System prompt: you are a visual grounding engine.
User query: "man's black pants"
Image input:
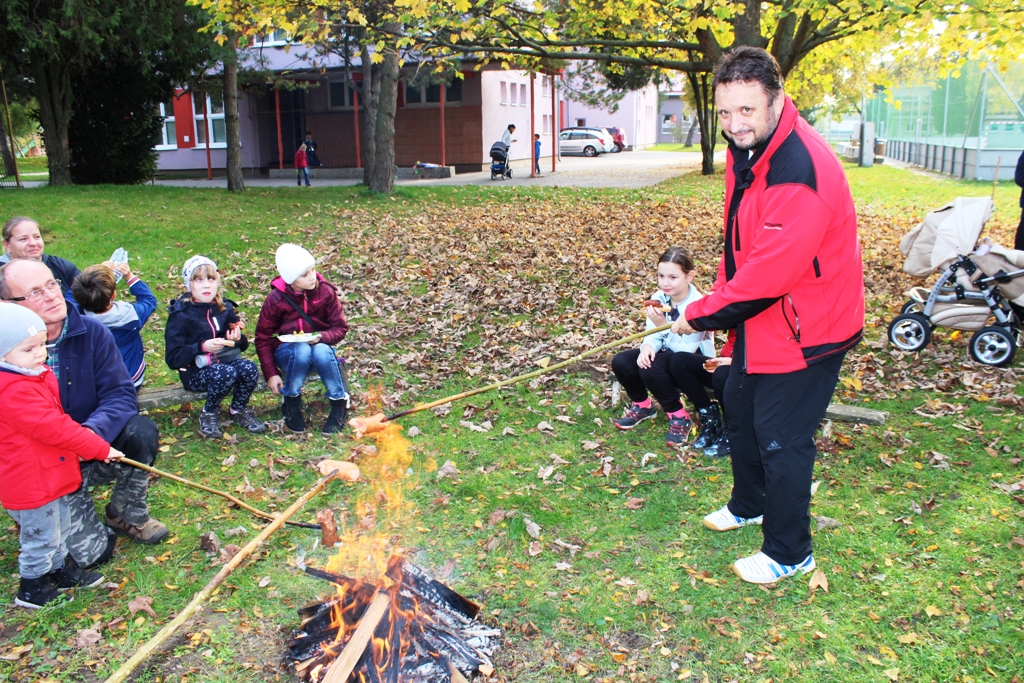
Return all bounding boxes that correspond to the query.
[724,352,845,565]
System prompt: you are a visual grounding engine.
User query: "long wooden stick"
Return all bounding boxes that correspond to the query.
[118,459,320,529]
[322,591,391,683]
[385,322,673,420]
[103,470,340,683]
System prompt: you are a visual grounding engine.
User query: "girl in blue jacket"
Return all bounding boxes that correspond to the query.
[164,256,266,439]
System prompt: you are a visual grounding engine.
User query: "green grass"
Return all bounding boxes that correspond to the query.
[0,167,1022,682]
[9,155,49,177]
[646,143,702,152]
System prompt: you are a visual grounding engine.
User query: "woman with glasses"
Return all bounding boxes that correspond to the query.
[2,217,81,299]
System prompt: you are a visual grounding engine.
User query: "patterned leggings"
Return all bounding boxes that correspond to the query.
[184,359,260,414]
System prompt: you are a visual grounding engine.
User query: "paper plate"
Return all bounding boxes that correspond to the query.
[278,333,319,343]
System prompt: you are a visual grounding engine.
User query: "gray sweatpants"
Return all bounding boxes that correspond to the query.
[7,497,70,579]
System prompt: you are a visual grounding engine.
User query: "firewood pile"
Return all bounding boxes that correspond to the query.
[288,556,500,682]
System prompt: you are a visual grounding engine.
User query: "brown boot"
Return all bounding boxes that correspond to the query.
[105,505,169,545]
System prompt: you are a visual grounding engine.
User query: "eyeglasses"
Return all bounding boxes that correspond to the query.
[4,279,62,303]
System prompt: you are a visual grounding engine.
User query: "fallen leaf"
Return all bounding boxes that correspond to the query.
[76,629,102,648]
[808,569,829,594]
[487,509,507,526]
[550,453,570,465]
[219,544,241,563]
[537,465,554,480]
[502,426,515,436]
[221,454,236,467]
[537,421,554,432]
[258,576,272,588]
[581,440,601,450]
[128,596,157,619]
[633,589,650,605]
[925,605,942,617]
[884,668,900,681]
[524,518,541,539]
[528,541,543,556]
[554,562,572,571]
[814,516,840,530]
[406,426,421,437]
[824,651,838,665]
[436,460,460,480]
[624,497,645,510]
[897,632,918,644]
[199,531,221,555]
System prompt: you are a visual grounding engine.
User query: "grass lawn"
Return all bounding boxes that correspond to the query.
[8,155,49,178]
[646,143,702,152]
[0,164,1022,683]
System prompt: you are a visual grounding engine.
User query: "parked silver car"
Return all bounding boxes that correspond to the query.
[558,129,611,156]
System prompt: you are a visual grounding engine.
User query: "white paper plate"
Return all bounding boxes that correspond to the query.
[278,333,319,343]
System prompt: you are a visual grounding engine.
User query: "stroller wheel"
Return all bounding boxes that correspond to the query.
[969,326,1016,367]
[888,313,931,352]
[491,171,497,180]
[901,300,924,315]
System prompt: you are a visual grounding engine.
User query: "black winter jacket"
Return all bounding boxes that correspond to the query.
[164,295,249,387]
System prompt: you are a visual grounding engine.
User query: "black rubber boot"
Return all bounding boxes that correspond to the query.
[690,404,723,451]
[703,429,732,458]
[48,555,104,590]
[322,398,349,434]
[281,395,306,433]
[15,575,62,609]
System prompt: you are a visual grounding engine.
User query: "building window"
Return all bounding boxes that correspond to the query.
[157,100,176,149]
[500,81,508,105]
[662,114,675,134]
[541,76,550,95]
[329,81,361,109]
[252,29,291,46]
[193,91,226,148]
[510,83,517,106]
[543,114,551,134]
[404,80,463,107]
[576,118,586,127]
[520,84,527,106]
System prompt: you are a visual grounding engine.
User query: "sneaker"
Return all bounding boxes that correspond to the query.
[15,575,63,609]
[731,551,816,584]
[48,555,104,590]
[105,504,170,545]
[198,410,223,439]
[665,416,692,448]
[702,504,763,532]
[230,408,267,434]
[613,404,658,430]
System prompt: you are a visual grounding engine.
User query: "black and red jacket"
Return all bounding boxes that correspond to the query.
[685,96,864,374]
[164,294,249,386]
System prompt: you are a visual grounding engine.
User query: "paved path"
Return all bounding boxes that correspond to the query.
[13,149,723,190]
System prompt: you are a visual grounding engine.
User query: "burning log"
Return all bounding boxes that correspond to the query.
[289,558,499,683]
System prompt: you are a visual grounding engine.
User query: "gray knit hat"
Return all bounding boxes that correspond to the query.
[0,302,46,359]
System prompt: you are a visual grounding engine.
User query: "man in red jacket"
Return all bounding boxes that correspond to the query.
[672,47,864,584]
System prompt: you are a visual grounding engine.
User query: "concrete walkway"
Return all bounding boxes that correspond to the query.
[13,149,722,190]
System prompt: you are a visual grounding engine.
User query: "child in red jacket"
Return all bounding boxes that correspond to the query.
[295,143,311,187]
[0,303,124,609]
[255,244,349,434]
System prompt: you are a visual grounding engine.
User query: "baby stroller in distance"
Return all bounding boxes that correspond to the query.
[888,196,1024,366]
[489,141,512,180]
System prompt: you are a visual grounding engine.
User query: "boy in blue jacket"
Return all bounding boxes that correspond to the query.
[72,263,157,388]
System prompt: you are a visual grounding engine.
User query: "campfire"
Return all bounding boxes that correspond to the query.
[289,555,499,682]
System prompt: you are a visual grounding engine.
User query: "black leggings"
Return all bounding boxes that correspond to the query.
[184,359,260,413]
[612,348,684,413]
[668,351,730,410]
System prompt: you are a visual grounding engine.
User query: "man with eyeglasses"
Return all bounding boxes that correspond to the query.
[0,259,168,569]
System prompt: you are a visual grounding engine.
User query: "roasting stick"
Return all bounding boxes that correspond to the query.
[103,470,342,683]
[350,322,675,435]
[117,459,358,530]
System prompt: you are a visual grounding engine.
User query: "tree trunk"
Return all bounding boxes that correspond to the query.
[366,28,400,194]
[360,44,380,187]
[223,38,245,192]
[687,70,717,175]
[684,113,697,147]
[32,56,72,186]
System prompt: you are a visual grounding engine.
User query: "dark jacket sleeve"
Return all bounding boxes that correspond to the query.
[255,293,283,379]
[79,321,137,442]
[127,278,158,327]
[224,304,249,352]
[1016,151,1024,208]
[317,284,348,346]
[165,307,203,370]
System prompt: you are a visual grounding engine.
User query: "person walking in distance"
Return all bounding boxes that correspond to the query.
[671,47,864,584]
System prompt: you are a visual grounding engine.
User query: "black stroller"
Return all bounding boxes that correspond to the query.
[489,141,512,180]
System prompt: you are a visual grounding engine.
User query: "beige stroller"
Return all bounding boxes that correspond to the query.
[888,196,1024,366]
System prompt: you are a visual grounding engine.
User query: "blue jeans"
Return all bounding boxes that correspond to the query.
[274,342,347,400]
[297,167,310,186]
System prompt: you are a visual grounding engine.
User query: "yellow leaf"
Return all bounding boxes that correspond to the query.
[925,605,942,617]
[163,583,178,591]
[660,646,672,656]
[884,668,899,681]
[824,651,838,664]
[897,633,918,644]
[677,670,691,680]
[536,357,550,368]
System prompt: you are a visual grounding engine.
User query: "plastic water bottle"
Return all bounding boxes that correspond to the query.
[109,248,129,283]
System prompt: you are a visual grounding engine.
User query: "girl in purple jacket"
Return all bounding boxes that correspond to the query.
[254,244,349,434]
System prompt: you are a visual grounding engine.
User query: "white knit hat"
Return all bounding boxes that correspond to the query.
[0,302,46,360]
[275,244,316,285]
[181,255,217,287]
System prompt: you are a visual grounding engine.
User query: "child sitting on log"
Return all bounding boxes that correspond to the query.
[255,244,350,434]
[164,255,266,439]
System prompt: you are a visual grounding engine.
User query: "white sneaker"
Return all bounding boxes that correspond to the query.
[731,552,816,584]
[702,505,763,531]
